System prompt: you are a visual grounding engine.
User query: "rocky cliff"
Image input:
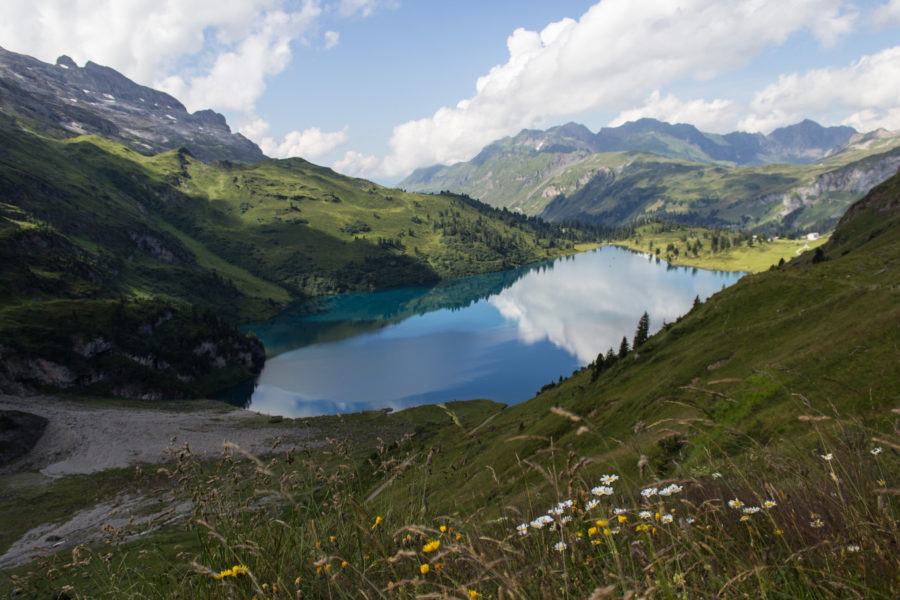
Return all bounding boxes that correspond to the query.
[0,46,264,163]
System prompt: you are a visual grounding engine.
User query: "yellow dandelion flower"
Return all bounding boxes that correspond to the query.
[588,526,599,537]
[469,590,481,599]
[603,528,612,536]
[423,540,441,553]
[372,516,383,529]
[341,561,348,569]
[329,536,336,543]
[591,539,602,546]
[617,515,628,524]
[455,533,462,541]
[325,563,332,571]
[439,525,447,533]
[316,567,323,575]
[595,519,608,527]
[774,529,784,535]
[434,562,443,570]
[420,563,430,575]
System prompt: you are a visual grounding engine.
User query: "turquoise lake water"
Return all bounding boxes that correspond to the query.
[224,246,743,417]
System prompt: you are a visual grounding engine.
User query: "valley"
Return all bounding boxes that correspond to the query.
[1,42,899,600]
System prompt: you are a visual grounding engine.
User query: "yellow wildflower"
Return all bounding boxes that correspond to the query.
[617,515,628,524]
[423,540,441,553]
[595,519,608,527]
[469,591,481,599]
[456,533,462,541]
[372,516,383,529]
[341,561,348,569]
[588,527,599,537]
[325,563,332,571]
[420,563,430,575]
[439,525,447,533]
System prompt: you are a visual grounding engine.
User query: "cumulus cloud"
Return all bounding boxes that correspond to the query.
[334,150,380,177]
[873,0,900,27]
[0,0,321,114]
[323,30,341,50]
[609,91,741,133]
[740,46,900,133]
[241,120,349,159]
[380,0,855,177]
[337,0,398,18]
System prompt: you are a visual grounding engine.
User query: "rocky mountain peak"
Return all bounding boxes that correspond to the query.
[0,46,264,163]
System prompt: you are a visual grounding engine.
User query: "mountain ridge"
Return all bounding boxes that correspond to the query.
[0,46,264,163]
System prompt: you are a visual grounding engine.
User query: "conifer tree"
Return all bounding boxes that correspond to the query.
[618,336,630,358]
[633,311,650,349]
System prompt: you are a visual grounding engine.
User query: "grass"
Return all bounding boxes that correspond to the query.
[611,222,831,273]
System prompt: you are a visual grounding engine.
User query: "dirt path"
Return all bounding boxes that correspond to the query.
[0,395,324,568]
[0,395,321,477]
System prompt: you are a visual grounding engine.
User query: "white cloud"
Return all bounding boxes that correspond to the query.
[323,30,340,50]
[873,0,900,27]
[334,150,380,177]
[243,120,350,159]
[380,0,855,177]
[609,91,741,133]
[0,0,321,114]
[337,0,398,18]
[740,46,900,133]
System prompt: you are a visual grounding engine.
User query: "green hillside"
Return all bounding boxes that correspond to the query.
[403,130,900,235]
[9,163,898,600]
[0,126,596,397]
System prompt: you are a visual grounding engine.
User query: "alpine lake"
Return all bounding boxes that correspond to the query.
[222,245,744,417]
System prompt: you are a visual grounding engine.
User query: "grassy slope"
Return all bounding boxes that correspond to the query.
[611,222,831,273]
[3,177,899,599]
[375,171,900,518]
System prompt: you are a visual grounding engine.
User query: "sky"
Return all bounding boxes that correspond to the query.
[2,0,900,184]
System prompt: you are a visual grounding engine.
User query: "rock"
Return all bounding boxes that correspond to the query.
[0,410,48,464]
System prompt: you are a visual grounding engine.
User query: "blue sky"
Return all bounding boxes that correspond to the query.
[3,1,900,184]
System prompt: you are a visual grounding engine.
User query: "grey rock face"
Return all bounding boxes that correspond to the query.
[0,46,265,163]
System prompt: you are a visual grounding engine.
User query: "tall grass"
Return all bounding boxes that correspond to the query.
[6,405,899,599]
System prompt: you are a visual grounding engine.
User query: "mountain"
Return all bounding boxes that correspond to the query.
[0,55,595,398]
[401,119,900,233]
[0,46,264,163]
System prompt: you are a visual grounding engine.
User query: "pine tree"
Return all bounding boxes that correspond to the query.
[618,336,630,358]
[633,311,650,349]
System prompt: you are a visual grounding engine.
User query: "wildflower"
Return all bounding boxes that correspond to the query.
[603,528,612,536]
[588,526,599,537]
[878,479,886,486]
[740,515,750,522]
[613,508,627,515]
[742,506,760,514]
[617,515,628,524]
[516,523,529,536]
[372,516,383,529]
[324,563,332,571]
[763,499,777,509]
[810,518,825,528]
[611,527,621,535]
[774,528,784,536]
[847,544,861,552]
[728,499,744,509]
[455,533,462,541]
[554,541,568,552]
[659,484,683,496]
[591,485,614,496]
[635,524,650,532]
[685,517,696,524]
[341,561,348,568]
[821,453,833,461]
[422,540,441,553]
[712,472,722,479]
[468,591,481,599]
[434,562,443,570]
[591,538,602,545]
[641,487,658,498]
[329,536,336,543]
[560,515,573,525]
[595,519,609,527]
[661,514,674,524]
[420,563,430,575]
[213,565,249,579]
[439,525,447,533]
[548,506,565,516]
[871,447,882,456]
[639,510,652,520]
[586,499,600,511]
[600,474,619,485]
